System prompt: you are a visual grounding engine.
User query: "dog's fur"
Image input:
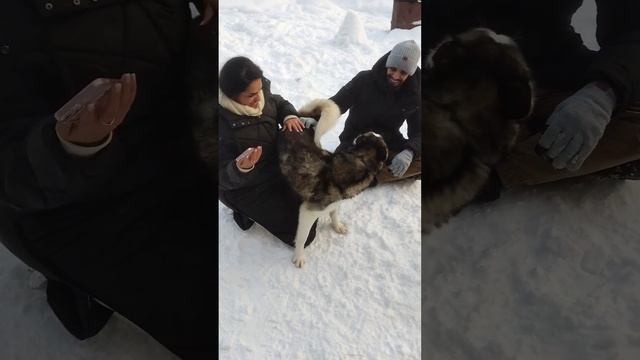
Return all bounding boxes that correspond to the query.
[423,28,535,230]
[278,99,388,267]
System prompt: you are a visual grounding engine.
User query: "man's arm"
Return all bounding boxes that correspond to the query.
[587,0,640,106]
[405,105,421,156]
[329,71,367,114]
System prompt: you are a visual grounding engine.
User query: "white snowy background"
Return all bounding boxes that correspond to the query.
[425,1,640,360]
[218,0,421,359]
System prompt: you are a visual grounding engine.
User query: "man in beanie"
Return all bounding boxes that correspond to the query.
[328,40,421,183]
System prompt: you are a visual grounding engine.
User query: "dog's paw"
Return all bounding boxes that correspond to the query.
[332,222,348,235]
[292,251,306,268]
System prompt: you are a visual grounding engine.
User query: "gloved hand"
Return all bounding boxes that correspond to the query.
[299,117,318,129]
[538,81,617,171]
[389,149,414,177]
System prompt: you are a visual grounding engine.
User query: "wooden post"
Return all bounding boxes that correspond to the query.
[391,0,422,30]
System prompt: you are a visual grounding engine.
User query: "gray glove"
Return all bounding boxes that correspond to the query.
[389,149,414,177]
[538,82,617,171]
[300,117,318,129]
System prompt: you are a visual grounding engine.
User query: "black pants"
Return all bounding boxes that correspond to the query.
[220,177,317,247]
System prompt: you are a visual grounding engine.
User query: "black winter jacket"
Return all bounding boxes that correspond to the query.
[218,77,298,192]
[330,52,421,155]
[1,0,196,214]
[1,1,215,357]
[423,0,640,107]
[0,0,219,264]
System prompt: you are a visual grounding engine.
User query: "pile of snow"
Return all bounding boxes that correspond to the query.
[333,11,369,46]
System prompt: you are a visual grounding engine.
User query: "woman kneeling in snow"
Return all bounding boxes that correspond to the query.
[218,56,317,246]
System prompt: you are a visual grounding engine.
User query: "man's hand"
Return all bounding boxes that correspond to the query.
[55,73,137,146]
[283,117,305,132]
[299,117,318,129]
[389,149,414,177]
[537,81,617,171]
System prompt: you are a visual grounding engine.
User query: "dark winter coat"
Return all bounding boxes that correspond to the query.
[218,77,298,192]
[0,1,215,358]
[218,78,317,246]
[330,52,421,155]
[423,0,640,107]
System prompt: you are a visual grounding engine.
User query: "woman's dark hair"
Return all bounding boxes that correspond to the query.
[219,56,263,99]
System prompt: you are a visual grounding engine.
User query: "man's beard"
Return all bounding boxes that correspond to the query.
[387,76,403,89]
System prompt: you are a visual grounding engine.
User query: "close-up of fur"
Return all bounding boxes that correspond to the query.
[422,28,535,230]
[278,99,388,267]
[186,23,218,180]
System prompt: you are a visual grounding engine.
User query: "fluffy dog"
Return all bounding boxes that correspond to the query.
[278,99,388,267]
[423,28,535,229]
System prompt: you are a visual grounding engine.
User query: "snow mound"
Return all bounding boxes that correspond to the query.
[334,11,369,46]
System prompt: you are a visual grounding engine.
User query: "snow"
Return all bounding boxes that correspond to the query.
[333,10,370,46]
[425,1,640,359]
[218,1,421,359]
[425,178,640,359]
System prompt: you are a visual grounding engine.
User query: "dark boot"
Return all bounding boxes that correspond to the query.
[46,279,113,340]
[233,211,255,230]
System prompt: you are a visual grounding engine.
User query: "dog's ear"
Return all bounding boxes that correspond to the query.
[500,78,534,121]
[376,142,388,163]
[432,39,465,69]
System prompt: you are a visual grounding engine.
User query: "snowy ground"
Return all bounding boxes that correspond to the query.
[425,1,640,359]
[0,248,178,360]
[218,0,421,359]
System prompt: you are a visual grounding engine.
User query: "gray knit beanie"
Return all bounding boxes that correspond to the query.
[385,40,420,76]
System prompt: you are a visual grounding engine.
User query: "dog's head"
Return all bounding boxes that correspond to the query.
[425,27,534,122]
[352,132,388,171]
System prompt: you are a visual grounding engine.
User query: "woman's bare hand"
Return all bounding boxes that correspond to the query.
[55,73,137,146]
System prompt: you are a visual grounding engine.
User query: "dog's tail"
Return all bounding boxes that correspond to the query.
[298,99,342,148]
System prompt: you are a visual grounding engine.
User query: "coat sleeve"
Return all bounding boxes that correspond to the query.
[405,103,422,156]
[218,157,256,192]
[271,94,299,125]
[587,0,640,106]
[261,77,298,125]
[329,71,367,114]
[218,119,273,191]
[218,145,271,191]
[0,115,128,213]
